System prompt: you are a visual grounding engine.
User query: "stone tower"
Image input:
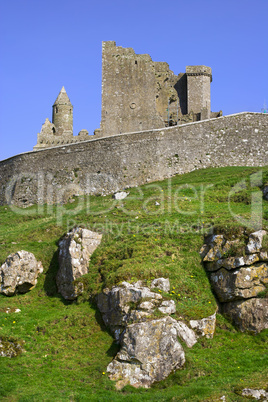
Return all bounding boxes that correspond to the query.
[186,66,212,119]
[52,86,73,136]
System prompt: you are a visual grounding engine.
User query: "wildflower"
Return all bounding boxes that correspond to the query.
[208,301,211,304]
[13,321,15,324]
[102,372,105,375]
[172,286,175,289]
[158,289,162,292]
[171,291,175,294]
[133,235,135,237]
[178,294,180,296]
[190,275,194,278]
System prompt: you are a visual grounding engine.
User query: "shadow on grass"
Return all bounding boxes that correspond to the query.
[90,301,120,357]
[43,250,72,305]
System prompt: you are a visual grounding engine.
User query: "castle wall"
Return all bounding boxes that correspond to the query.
[1,113,267,207]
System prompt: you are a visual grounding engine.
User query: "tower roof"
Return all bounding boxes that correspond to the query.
[53,86,72,106]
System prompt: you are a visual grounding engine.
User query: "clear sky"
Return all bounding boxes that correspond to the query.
[0,0,267,161]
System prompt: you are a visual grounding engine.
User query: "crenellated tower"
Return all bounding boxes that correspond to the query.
[186,66,212,119]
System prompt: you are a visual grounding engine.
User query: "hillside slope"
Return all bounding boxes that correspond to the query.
[0,166,267,401]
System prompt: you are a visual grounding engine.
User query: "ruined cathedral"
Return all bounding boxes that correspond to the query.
[34,41,221,149]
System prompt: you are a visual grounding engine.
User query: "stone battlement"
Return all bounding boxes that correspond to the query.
[1,112,267,207]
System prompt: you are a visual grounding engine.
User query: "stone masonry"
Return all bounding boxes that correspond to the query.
[34,87,90,149]
[1,112,268,207]
[95,41,221,137]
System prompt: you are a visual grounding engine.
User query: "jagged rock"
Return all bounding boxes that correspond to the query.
[0,337,24,357]
[175,321,198,348]
[210,264,268,302]
[113,191,129,200]
[221,298,268,333]
[150,277,170,292]
[107,317,185,389]
[242,388,268,400]
[0,251,43,296]
[206,254,260,272]
[201,229,268,332]
[56,227,102,300]
[97,281,163,340]
[190,312,217,339]
[246,230,267,254]
[158,300,176,314]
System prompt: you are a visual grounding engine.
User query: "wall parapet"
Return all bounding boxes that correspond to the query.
[0,112,267,207]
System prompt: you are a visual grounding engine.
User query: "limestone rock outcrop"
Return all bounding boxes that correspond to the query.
[201,230,268,333]
[0,251,43,296]
[190,312,217,339]
[221,298,268,333]
[56,227,102,300]
[97,279,216,388]
[107,317,186,389]
[97,280,164,341]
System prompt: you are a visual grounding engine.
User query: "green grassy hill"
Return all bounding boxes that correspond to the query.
[0,166,267,401]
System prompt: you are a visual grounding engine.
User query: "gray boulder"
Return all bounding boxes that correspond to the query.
[190,312,217,339]
[241,388,268,400]
[113,191,129,200]
[151,277,170,292]
[210,264,268,302]
[221,298,268,333]
[246,230,267,254]
[56,227,102,300]
[107,316,185,389]
[97,281,163,340]
[0,251,43,296]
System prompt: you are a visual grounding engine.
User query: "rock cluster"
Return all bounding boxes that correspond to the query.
[241,388,268,400]
[201,230,268,333]
[56,227,102,300]
[0,251,43,296]
[97,279,216,389]
[0,337,24,358]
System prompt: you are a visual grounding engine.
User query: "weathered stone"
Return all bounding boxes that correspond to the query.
[158,300,176,315]
[0,337,24,358]
[56,227,102,300]
[113,191,129,200]
[150,277,170,292]
[203,235,225,261]
[0,251,43,296]
[210,264,268,302]
[221,298,268,333]
[189,312,217,339]
[246,230,267,254]
[206,254,260,272]
[1,113,268,208]
[97,281,163,340]
[107,317,185,389]
[175,321,198,348]
[241,388,268,400]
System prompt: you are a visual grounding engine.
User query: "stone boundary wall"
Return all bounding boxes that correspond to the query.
[0,112,268,206]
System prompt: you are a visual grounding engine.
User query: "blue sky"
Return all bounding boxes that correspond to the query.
[0,0,267,161]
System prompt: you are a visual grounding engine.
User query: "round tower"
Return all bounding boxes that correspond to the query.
[186,66,212,119]
[52,86,73,137]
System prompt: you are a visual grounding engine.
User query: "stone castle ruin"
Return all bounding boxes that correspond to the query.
[95,41,221,137]
[34,41,221,149]
[1,41,267,207]
[34,87,90,149]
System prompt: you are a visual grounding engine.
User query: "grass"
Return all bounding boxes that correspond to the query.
[0,165,268,401]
